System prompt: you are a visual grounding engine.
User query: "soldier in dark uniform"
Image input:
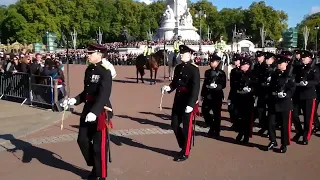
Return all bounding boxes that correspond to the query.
[234,57,256,143]
[201,54,226,138]
[280,51,293,60]
[314,51,320,133]
[291,50,319,145]
[267,55,296,153]
[161,45,200,162]
[61,45,113,180]
[227,54,242,131]
[256,52,276,136]
[292,50,302,68]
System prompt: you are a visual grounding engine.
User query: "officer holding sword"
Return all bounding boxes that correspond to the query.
[161,44,200,162]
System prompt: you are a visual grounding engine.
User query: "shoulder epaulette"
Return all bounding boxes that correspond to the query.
[191,63,198,67]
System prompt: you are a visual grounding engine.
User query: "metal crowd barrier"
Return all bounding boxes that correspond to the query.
[0,72,57,110]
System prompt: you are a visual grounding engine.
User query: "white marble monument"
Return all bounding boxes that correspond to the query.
[154,0,200,41]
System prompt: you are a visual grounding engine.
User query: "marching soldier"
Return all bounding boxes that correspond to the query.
[61,45,113,180]
[161,45,200,162]
[267,55,296,153]
[291,50,319,145]
[234,57,256,143]
[201,54,226,138]
[256,52,276,136]
[314,51,320,133]
[280,51,293,60]
[227,54,242,131]
[292,50,302,68]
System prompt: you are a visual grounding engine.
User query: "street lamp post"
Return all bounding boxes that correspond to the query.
[303,26,310,50]
[96,27,103,45]
[260,24,267,51]
[70,28,77,50]
[315,25,319,51]
[195,8,206,51]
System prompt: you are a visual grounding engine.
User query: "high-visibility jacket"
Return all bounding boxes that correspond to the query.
[173,40,184,53]
[143,46,153,56]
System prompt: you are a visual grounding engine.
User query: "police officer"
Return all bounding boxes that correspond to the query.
[161,45,200,162]
[291,50,319,145]
[173,35,184,65]
[235,57,256,143]
[227,54,242,131]
[256,52,276,136]
[61,45,113,180]
[267,55,296,153]
[201,54,226,138]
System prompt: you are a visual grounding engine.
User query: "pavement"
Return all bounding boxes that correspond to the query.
[0,65,320,180]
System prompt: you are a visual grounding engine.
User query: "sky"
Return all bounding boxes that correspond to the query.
[1,0,319,28]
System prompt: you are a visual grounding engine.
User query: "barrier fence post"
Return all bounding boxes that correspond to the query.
[53,79,58,104]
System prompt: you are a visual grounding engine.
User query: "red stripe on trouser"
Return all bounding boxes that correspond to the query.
[307,99,316,140]
[101,128,107,178]
[249,109,255,138]
[288,111,292,145]
[185,112,194,156]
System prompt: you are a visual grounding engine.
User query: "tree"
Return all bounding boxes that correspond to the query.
[297,12,320,50]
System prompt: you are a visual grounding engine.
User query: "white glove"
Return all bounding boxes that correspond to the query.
[300,81,308,86]
[267,77,271,82]
[243,86,251,93]
[60,99,69,109]
[208,83,217,89]
[277,91,287,98]
[185,106,193,113]
[67,98,77,106]
[85,112,97,122]
[227,99,231,105]
[161,85,171,94]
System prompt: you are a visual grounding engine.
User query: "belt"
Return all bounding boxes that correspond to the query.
[177,87,188,92]
[85,95,113,131]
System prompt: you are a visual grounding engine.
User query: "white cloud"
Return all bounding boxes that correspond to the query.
[311,6,320,14]
[137,0,154,5]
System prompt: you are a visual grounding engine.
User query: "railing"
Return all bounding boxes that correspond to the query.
[0,72,64,111]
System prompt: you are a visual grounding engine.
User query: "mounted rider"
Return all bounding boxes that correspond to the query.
[143,40,153,67]
[173,35,184,65]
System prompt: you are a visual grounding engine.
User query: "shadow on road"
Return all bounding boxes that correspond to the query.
[68,126,178,158]
[139,111,171,120]
[0,134,89,179]
[195,131,267,151]
[113,79,137,84]
[111,135,178,158]
[116,114,172,130]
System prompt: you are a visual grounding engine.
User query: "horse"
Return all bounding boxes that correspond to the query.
[167,51,181,81]
[135,50,167,85]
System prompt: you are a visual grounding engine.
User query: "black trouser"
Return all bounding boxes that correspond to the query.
[237,102,254,138]
[292,99,316,141]
[268,111,292,146]
[77,123,108,178]
[257,99,268,130]
[228,102,240,131]
[202,98,222,133]
[171,110,194,156]
[313,98,320,128]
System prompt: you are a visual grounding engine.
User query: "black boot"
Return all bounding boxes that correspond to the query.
[267,141,278,151]
[258,128,266,136]
[292,133,301,142]
[173,154,189,162]
[302,138,308,145]
[280,145,287,153]
[242,136,249,144]
[236,133,243,142]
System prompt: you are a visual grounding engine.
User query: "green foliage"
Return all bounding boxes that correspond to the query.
[297,12,320,50]
[0,0,288,47]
